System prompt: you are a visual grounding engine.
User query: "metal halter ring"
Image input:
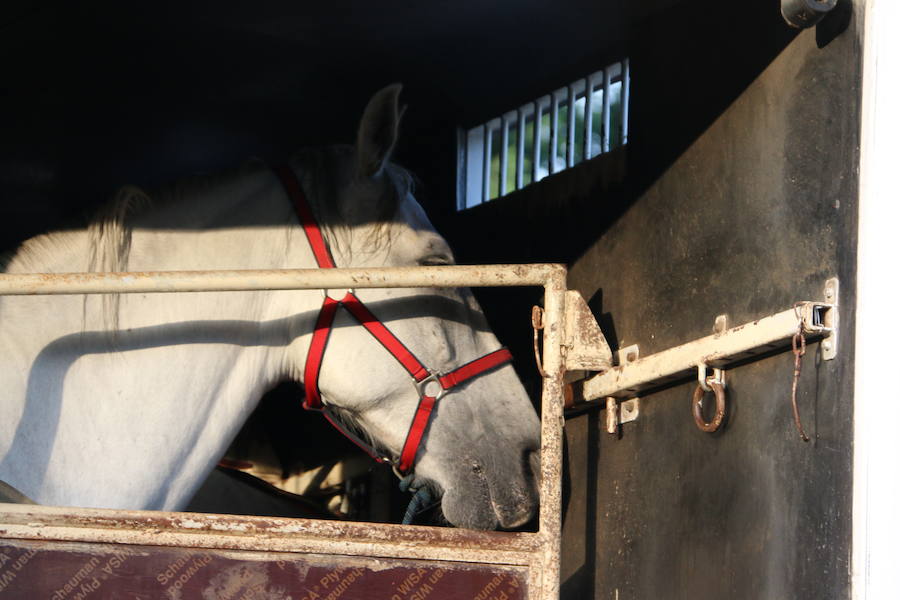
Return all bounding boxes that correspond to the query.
[322,288,354,300]
[415,373,446,401]
[692,381,726,433]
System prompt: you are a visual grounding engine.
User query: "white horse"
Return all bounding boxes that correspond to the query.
[0,85,540,530]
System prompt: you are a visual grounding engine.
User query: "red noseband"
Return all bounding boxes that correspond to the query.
[275,165,513,474]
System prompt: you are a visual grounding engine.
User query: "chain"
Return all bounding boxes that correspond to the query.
[790,320,811,442]
[531,306,548,378]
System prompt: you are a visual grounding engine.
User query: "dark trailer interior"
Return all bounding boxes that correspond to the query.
[1,1,860,598]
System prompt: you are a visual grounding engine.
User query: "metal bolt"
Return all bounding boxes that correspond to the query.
[714,315,728,334]
[823,340,833,351]
[606,398,618,434]
[626,351,637,363]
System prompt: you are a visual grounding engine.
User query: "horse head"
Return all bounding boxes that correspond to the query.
[285,85,541,530]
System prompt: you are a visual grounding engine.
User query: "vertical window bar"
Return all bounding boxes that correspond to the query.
[549,93,559,175]
[622,59,631,145]
[601,67,612,154]
[583,75,594,161]
[566,84,576,168]
[516,109,526,190]
[464,127,485,209]
[499,116,510,197]
[482,123,492,203]
[456,127,467,211]
[532,100,542,184]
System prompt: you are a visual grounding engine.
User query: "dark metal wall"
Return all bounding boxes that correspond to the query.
[447,1,859,598]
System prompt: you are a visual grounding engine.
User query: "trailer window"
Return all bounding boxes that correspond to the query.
[458,59,630,210]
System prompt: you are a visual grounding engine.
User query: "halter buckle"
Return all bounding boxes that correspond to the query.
[415,373,446,401]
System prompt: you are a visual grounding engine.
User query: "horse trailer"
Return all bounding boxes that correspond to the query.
[1,1,897,598]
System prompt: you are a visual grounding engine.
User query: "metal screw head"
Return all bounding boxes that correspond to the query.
[823,340,833,351]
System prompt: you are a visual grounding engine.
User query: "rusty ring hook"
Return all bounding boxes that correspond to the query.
[692,381,726,433]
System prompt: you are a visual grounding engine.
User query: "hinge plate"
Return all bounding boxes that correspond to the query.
[564,290,613,372]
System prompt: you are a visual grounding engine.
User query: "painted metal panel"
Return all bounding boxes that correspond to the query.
[0,538,528,600]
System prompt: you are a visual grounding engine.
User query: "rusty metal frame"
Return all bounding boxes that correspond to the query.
[0,263,568,600]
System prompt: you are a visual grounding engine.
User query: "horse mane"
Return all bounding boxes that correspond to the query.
[85,185,151,331]
[79,150,413,332]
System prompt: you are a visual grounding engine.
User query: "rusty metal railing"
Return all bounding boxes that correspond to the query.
[0,263,568,600]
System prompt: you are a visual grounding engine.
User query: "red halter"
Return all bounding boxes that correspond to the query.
[275,165,513,474]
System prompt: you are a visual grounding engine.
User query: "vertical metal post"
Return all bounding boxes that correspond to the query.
[566,85,576,167]
[622,59,631,146]
[532,100,542,184]
[516,109,526,189]
[854,2,900,595]
[455,128,467,211]
[549,93,559,175]
[583,75,594,160]
[482,123,492,203]
[538,266,567,600]
[601,67,612,153]
[499,116,509,197]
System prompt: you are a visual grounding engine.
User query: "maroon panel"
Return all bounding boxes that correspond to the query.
[0,539,526,600]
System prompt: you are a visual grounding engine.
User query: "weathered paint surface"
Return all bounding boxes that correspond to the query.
[0,538,527,600]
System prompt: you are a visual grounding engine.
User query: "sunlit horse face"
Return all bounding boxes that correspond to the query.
[289,86,541,529]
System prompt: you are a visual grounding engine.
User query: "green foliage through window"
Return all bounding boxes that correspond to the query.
[460,60,629,210]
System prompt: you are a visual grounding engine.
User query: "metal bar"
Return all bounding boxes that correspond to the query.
[601,68,612,153]
[532,100,542,184]
[583,75,594,160]
[516,108,526,189]
[578,302,833,400]
[549,93,559,175]
[622,59,630,146]
[0,504,539,565]
[0,264,564,296]
[500,115,510,197]
[566,85,576,167]
[482,123,492,203]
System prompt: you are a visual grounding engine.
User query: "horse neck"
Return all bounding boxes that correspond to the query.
[121,166,327,385]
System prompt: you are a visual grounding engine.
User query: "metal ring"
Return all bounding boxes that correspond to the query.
[414,373,446,401]
[692,381,726,433]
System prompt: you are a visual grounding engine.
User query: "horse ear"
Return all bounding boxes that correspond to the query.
[356,84,403,178]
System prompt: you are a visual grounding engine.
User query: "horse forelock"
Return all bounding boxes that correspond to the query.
[294,146,417,264]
